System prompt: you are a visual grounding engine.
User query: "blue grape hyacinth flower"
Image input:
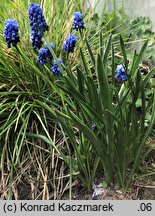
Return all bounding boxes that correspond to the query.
[3,19,20,48]
[73,12,85,31]
[28,3,49,49]
[36,44,55,65]
[92,123,97,131]
[51,59,63,76]
[63,34,77,53]
[115,65,127,81]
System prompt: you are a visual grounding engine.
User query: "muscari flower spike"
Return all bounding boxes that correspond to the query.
[115,65,127,81]
[73,12,85,31]
[3,19,20,48]
[28,3,49,49]
[36,44,55,65]
[63,34,77,53]
[92,123,97,131]
[51,59,63,76]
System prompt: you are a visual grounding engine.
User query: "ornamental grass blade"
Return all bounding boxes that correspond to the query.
[26,132,73,167]
[14,108,32,165]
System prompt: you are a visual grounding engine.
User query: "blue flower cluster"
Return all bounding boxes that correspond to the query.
[73,12,84,31]
[3,19,20,48]
[92,123,97,131]
[51,59,63,76]
[3,5,81,77]
[36,44,55,65]
[63,34,77,53]
[115,65,127,81]
[28,3,49,49]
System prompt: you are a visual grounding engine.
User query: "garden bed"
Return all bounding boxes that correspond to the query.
[0,0,155,200]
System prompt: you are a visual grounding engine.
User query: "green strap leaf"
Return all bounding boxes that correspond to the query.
[96,53,112,111]
[120,35,128,69]
[103,34,112,69]
[67,108,105,156]
[130,40,148,77]
[144,67,155,87]
[85,39,95,68]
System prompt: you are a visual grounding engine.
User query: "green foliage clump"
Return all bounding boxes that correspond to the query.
[0,0,155,199]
